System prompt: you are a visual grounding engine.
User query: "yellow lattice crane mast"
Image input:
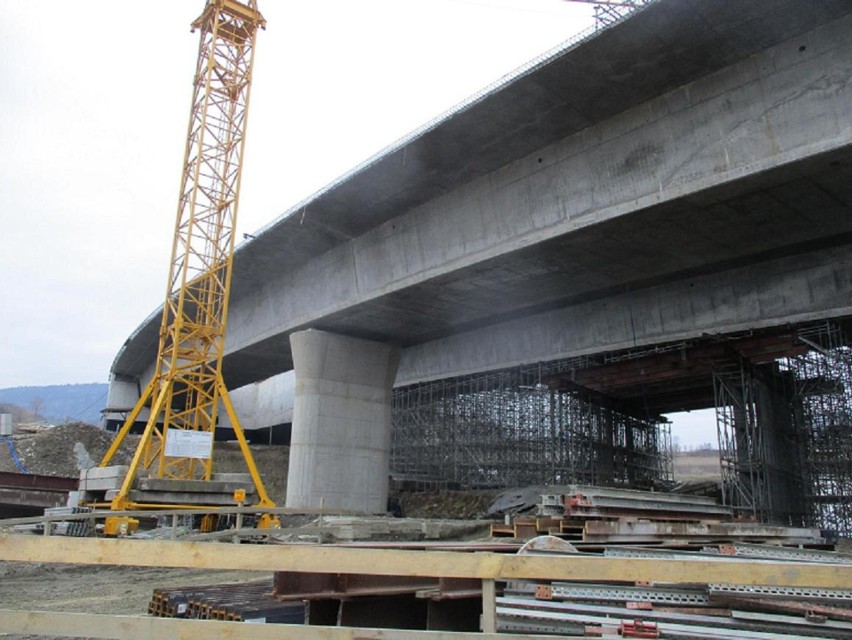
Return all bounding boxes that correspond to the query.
[99,0,275,528]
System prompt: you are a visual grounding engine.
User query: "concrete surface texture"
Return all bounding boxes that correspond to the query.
[105,369,297,435]
[220,370,295,432]
[285,330,400,512]
[108,0,852,405]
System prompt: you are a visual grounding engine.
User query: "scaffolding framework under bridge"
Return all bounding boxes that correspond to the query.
[391,321,852,537]
[715,322,852,536]
[391,364,674,492]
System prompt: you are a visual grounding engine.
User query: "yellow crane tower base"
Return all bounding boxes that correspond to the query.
[95,0,277,532]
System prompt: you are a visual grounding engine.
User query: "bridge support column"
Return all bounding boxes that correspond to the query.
[754,368,808,526]
[285,330,400,512]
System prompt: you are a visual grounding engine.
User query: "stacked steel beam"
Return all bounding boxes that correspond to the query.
[498,545,852,637]
[42,506,94,537]
[492,486,827,546]
[149,580,304,623]
[562,486,731,521]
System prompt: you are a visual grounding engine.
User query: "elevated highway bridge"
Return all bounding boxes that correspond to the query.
[107,0,852,516]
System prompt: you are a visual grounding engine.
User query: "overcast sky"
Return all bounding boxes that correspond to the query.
[0,1,719,444]
[0,0,601,388]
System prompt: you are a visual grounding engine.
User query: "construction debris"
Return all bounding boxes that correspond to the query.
[293,516,491,543]
[395,489,499,519]
[0,422,136,477]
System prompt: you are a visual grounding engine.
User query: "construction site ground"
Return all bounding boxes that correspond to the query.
[0,563,268,628]
[0,423,726,639]
[0,423,292,505]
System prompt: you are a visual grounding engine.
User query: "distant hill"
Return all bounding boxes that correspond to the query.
[0,402,39,425]
[0,383,108,425]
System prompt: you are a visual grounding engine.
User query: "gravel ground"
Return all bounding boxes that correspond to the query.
[0,560,271,639]
[0,423,290,638]
[0,423,136,478]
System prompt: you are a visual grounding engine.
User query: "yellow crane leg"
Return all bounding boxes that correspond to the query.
[217,377,279,528]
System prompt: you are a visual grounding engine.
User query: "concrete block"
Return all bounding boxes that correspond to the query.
[126,490,255,506]
[211,473,253,483]
[135,478,255,494]
[80,466,128,481]
[78,466,128,492]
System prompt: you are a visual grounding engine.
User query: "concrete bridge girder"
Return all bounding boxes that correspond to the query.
[399,245,852,385]
[106,4,852,457]
[219,12,852,389]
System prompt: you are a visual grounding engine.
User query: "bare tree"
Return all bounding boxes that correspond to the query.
[29,396,45,420]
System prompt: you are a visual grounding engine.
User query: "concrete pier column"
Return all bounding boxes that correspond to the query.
[285,330,400,512]
[754,367,808,526]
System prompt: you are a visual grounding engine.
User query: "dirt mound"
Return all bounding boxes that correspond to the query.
[4,422,136,477]
[0,424,290,503]
[395,490,499,519]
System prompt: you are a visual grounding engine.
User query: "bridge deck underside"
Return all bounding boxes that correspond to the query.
[221,147,852,388]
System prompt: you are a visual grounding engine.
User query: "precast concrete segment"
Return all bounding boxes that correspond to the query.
[397,244,852,385]
[286,330,400,512]
[217,14,852,381]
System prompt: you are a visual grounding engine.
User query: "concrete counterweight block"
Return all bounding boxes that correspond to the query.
[286,330,400,513]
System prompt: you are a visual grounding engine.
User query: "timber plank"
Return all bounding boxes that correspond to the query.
[0,610,575,640]
[0,535,850,589]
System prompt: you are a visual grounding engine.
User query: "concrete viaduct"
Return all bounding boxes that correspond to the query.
[107,0,852,512]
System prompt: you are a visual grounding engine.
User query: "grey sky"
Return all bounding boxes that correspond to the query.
[0,0,596,388]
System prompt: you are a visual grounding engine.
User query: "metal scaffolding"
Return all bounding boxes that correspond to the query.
[391,363,672,491]
[390,320,852,535]
[782,323,852,536]
[714,322,852,535]
[714,365,774,523]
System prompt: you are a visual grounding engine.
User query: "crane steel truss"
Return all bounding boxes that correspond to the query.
[100,1,273,513]
[391,362,672,491]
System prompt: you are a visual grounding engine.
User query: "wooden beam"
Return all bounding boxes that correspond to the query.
[0,535,850,588]
[481,579,497,633]
[0,610,574,640]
